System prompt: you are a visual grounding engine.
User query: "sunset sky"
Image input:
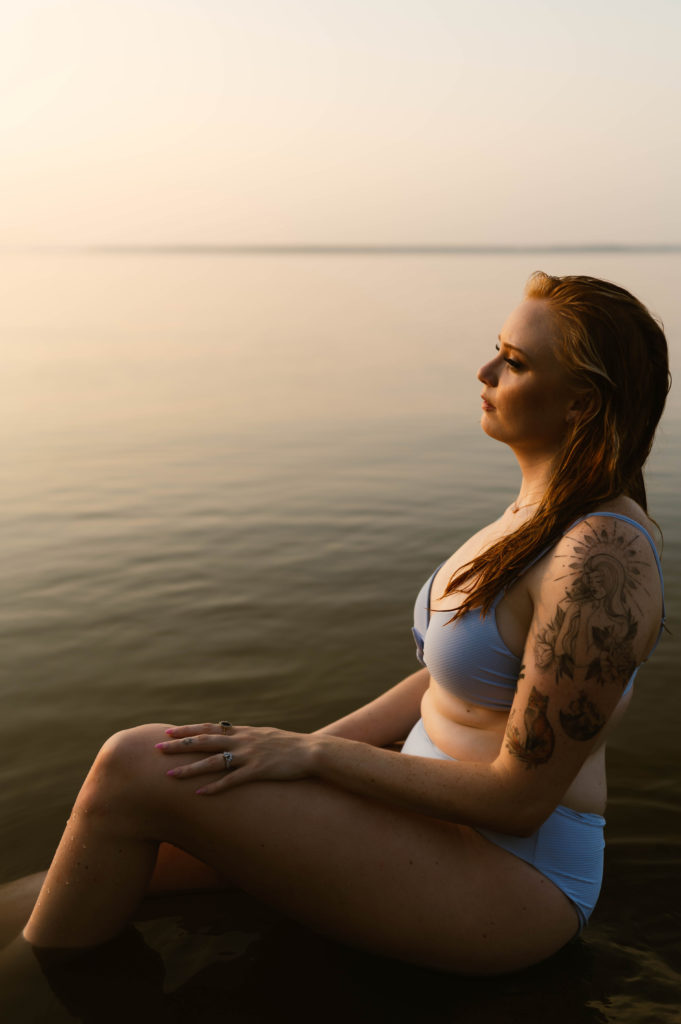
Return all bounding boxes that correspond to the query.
[2,0,680,246]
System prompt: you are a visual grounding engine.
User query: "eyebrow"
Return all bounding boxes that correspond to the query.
[497,335,529,358]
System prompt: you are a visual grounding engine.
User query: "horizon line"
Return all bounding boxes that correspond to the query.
[5,242,681,256]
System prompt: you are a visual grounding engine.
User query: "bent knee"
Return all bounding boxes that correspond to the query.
[79,723,173,813]
[97,723,172,771]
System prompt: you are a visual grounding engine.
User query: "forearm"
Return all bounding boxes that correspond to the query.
[309,733,537,835]
[314,668,430,747]
[161,717,542,834]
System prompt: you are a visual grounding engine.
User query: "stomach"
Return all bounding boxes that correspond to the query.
[421,679,612,816]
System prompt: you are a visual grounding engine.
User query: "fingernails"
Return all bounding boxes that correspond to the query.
[195,788,206,795]
[155,742,168,749]
[166,769,177,776]
[165,728,175,735]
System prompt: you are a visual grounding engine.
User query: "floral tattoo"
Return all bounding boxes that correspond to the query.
[533,519,648,741]
[535,520,645,688]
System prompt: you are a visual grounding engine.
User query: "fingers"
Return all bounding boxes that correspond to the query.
[195,772,250,795]
[156,737,233,761]
[156,729,239,756]
[165,752,232,779]
[164,722,232,738]
[163,748,253,796]
[156,723,310,796]
[155,726,246,793]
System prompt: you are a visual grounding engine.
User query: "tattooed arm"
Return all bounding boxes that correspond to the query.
[497,515,663,829]
[186,518,661,837]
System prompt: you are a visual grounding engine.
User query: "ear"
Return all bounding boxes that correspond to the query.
[565,398,581,424]
[565,391,599,424]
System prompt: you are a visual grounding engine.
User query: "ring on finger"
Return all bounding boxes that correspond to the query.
[222,751,234,770]
[220,720,232,735]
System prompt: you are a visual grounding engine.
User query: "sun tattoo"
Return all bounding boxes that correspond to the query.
[535,519,647,691]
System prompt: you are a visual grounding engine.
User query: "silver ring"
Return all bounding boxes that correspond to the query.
[222,751,234,770]
[220,720,232,734]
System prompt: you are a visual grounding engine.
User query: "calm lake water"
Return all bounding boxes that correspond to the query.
[1,251,680,1021]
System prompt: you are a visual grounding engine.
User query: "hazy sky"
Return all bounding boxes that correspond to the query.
[2,0,680,245]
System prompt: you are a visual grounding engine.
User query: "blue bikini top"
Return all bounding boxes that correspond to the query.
[412,512,665,710]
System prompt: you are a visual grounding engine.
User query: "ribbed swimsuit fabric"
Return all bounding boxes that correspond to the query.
[404,512,665,929]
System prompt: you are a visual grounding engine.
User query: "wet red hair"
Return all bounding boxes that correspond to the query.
[442,272,671,616]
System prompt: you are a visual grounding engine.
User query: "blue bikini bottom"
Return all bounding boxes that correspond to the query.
[402,718,605,931]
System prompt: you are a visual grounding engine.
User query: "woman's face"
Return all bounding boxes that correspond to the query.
[477,298,578,457]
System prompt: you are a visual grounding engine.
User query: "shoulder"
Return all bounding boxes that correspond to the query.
[566,496,660,548]
[557,505,661,582]
[536,497,660,574]
[532,507,663,663]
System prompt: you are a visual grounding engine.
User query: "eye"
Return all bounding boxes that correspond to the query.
[495,343,523,371]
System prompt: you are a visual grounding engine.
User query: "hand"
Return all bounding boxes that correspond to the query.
[155,722,317,795]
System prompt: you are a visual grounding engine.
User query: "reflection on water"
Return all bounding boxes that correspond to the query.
[1,252,679,1021]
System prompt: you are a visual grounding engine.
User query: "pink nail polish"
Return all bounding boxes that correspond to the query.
[195,788,205,795]
[166,769,177,776]
[165,729,175,735]
[155,743,166,749]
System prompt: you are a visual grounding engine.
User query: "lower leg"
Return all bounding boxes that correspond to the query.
[0,873,46,949]
[23,740,160,949]
[0,847,219,952]
[21,723,579,971]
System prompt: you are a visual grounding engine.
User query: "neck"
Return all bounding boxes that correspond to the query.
[510,450,555,514]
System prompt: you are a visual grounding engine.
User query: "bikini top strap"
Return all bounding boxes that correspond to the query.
[568,512,667,665]
[562,511,666,620]
[493,511,666,621]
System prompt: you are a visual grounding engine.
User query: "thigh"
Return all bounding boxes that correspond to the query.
[93,724,579,974]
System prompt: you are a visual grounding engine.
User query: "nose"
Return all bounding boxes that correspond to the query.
[477,358,497,386]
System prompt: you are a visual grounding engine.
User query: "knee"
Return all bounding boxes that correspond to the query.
[78,724,171,815]
[97,723,170,775]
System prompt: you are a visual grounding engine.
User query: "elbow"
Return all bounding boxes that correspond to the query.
[481,816,536,838]
[508,803,547,837]
[483,800,552,838]
[507,819,540,839]
[482,765,558,836]
[488,818,542,839]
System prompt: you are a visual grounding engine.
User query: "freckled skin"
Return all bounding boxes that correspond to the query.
[14,285,665,977]
[477,300,579,456]
[505,687,555,768]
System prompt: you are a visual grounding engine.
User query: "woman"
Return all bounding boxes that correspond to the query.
[15,273,670,974]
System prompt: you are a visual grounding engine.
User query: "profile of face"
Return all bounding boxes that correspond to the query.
[477,299,579,457]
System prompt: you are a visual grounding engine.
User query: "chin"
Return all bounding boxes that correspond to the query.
[480,415,503,442]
